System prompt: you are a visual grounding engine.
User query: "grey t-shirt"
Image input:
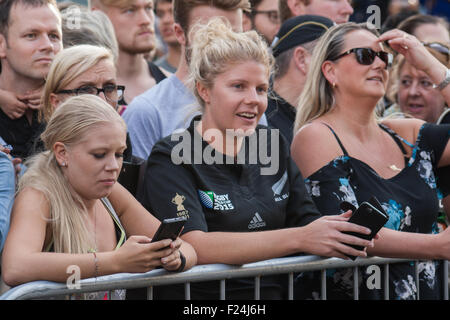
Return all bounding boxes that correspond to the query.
[123,75,198,160]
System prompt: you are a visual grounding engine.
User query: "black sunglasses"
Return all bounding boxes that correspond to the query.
[333,48,393,69]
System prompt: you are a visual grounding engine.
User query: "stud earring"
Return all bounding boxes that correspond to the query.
[332,82,336,88]
[61,161,66,167]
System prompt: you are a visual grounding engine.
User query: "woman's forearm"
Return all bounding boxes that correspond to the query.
[182,216,374,265]
[2,251,118,287]
[182,228,302,265]
[367,227,445,260]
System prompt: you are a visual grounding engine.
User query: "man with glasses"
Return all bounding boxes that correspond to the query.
[0,0,62,159]
[243,0,280,45]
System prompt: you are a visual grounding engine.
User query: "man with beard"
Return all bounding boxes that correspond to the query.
[123,0,269,160]
[91,0,168,105]
[0,0,63,159]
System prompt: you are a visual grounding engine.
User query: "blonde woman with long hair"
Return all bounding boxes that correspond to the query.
[291,22,450,299]
[1,95,196,299]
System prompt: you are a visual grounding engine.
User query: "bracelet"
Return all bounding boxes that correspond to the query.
[433,68,450,91]
[92,252,99,278]
[174,251,186,273]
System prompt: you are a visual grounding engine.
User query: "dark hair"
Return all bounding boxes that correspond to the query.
[243,0,263,20]
[154,0,171,12]
[397,13,449,36]
[246,0,262,14]
[278,0,292,23]
[0,0,58,36]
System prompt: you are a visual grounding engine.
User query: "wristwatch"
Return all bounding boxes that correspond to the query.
[433,68,450,90]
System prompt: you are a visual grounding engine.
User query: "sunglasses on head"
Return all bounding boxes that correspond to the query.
[333,47,393,69]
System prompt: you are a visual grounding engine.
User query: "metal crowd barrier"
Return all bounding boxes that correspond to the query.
[0,255,448,300]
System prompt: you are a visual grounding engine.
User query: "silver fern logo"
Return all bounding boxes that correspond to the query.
[272,170,288,195]
[272,170,289,202]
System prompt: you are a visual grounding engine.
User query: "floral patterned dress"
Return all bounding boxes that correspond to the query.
[296,123,450,300]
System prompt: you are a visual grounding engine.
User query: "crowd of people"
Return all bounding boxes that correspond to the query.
[0,0,449,300]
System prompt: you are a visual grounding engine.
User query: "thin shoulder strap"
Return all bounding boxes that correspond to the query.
[378,123,415,153]
[320,122,349,156]
[101,198,126,249]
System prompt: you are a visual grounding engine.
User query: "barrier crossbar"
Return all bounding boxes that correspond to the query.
[0,256,448,300]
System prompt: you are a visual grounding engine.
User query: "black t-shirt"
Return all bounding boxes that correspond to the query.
[266,91,296,144]
[0,108,45,159]
[139,116,321,299]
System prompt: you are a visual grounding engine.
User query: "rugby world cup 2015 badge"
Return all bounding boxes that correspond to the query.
[171,193,189,218]
[198,190,235,211]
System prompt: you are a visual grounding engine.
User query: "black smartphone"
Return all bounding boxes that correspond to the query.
[344,201,389,260]
[151,217,187,243]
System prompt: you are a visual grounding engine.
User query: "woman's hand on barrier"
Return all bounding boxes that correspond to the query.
[113,235,174,273]
[300,211,374,260]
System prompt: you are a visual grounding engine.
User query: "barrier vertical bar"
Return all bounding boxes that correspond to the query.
[415,260,420,300]
[185,282,191,300]
[147,286,153,300]
[383,264,389,300]
[254,276,260,300]
[321,270,326,300]
[288,273,294,300]
[443,260,448,300]
[353,266,359,300]
[220,280,226,300]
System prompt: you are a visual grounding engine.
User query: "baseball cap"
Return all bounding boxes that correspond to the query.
[271,14,334,57]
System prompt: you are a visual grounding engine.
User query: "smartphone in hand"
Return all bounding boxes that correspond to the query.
[151,217,187,243]
[343,201,389,260]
